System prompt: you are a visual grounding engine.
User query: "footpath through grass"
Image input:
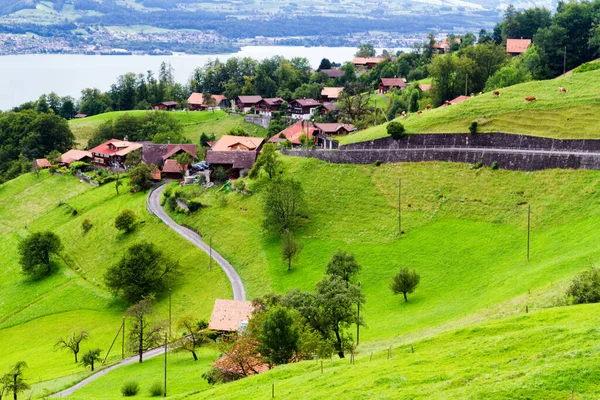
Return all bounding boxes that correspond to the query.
[340,69,600,145]
[69,110,266,147]
[0,171,230,397]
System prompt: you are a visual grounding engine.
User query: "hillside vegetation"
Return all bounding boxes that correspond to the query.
[340,69,600,145]
[0,171,230,397]
[69,110,266,147]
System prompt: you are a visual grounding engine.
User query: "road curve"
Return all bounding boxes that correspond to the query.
[148,183,246,301]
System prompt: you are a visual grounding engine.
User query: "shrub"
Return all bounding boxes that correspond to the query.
[121,381,140,397]
[167,195,177,211]
[573,62,600,74]
[149,381,164,397]
[387,121,406,140]
[211,167,229,184]
[187,199,205,212]
[568,268,600,304]
[82,218,93,232]
[375,160,382,167]
[490,161,499,170]
[471,161,483,169]
[49,165,58,173]
[115,209,137,233]
[233,179,246,192]
[469,120,478,135]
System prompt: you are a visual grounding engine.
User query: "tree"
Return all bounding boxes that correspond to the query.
[337,90,372,125]
[259,307,300,365]
[387,121,406,140]
[318,58,332,71]
[18,231,63,278]
[1,362,29,400]
[115,209,137,233]
[567,268,600,304]
[390,267,421,302]
[125,150,142,168]
[80,348,102,371]
[175,152,195,172]
[326,250,361,284]
[355,43,376,58]
[104,241,180,302]
[281,230,300,271]
[228,127,248,137]
[202,93,217,112]
[173,315,209,361]
[249,143,280,180]
[262,178,305,234]
[199,132,216,148]
[55,330,89,363]
[128,163,154,193]
[126,296,164,363]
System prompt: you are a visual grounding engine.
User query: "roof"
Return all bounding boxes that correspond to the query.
[320,87,344,99]
[187,93,228,106]
[320,69,343,78]
[418,84,432,92]
[162,144,198,161]
[236,96,263,105]
[206,151,258,169]
[321,102,339,112]
[507,38,531,54]
[259,97,284,106]
[353,57,384,65]
[59,149,92,164]
[74,114,87,118]
[208,299,255,331]
[380,78,406,88]
[211,135,264,152]
[440,95,472,107]
[269,120,317,145]
[434,38,462,51]
[89,139,143,157]
[35,158,52,168]
[291,99,320,107]
[151,168,161,180]
[162,159,183,174]
[314,123,356,134]
[160,101,178,106]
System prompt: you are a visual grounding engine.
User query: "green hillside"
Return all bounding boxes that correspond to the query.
[0,171,230,397]
[69,110,267,147]
[340,69,600,145]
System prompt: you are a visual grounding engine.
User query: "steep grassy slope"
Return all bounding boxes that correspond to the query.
[69,110,266,147]
[340,69,600,145]
[0,171,230,397]
[200,303,600,399]
[171,156,600,346]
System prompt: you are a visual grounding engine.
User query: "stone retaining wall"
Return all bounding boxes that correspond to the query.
[244,115,271,129]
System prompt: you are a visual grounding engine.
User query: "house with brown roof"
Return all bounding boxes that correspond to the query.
[506,38,531,55]
[162,159,184,180]
[289,99,321,120]
[142,143,198,168]
[418,84,432,92]
[33,158,52,170]
[314,122,356,137]
[353,57,384,70]
[434,37,462,54]
[206,135,265,178]
[208,299,255,332]
[269,120,317,148]
[74,113,87,119]
[320,102,339,117]
[255,98,285,117]
[319,87,344,102]
[89,139,143,169]
[440,95,472,107]
[378,78,406,93]
[58,149,92,166]
[187,93,228,111]
[320,69,343,79]
[153,101,178,111]
[234,96,263,113]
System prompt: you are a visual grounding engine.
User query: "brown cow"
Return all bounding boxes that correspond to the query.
[417,110,422,115]
[525,96,536,103]
[493,90,500,97]
[558,87,567,94]
[426,104,431,110]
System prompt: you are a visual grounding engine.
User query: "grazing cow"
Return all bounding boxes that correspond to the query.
[558,87,567,94]
[401,111,407,117]
[525,96,536,103]
[417,110,422,115]
[478,92,483,95]
[426,104,431,110]
[493,90,500,97]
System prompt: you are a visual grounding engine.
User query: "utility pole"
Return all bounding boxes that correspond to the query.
[465,73,468,96]
[121,316,125,359]
[563,46,567,75]
[357,281,361,346]
[527,204,531,262]
[209,237,212,271]
[163,332,167,398]
[168,289,172,339]
[398,178,402,236]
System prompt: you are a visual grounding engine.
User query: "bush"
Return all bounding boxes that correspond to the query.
[115,209,137,233]
[148,381,164,397]
[375,160,382,167]
[167,195,177,211]
[233,179,246,192]
[387,121,406,140]
[187,199,205,212]
[490,161,499,170]
[121,381,140,397]
[82,218,93,232]
[49,165,58,173]
[469,120,478,135]
[211,167,229,184]
[568,268,600,304]
[471,161,483,169]
[573,62,600,74]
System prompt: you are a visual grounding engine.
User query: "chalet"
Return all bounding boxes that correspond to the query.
[73,114,88,119]
[319,87,343,102]
[320,69,343,79]
[506,38,531,55]
[313,123,355,149]
[440,95,472,107]
[434,38,462,54]
[353,57,384,70]
[89,139,143,169]
[418,84,432,92]
[206,135,265,178]
[269,120,317,148]
[187,93,228,111]
[208,299,255,333]
[378,78,406,93]
[162,159,185,180]
[153,101,178,111]
[255,98,285,116]
[289,99,320,120]
[234,96,263,113]
[33,158,51,169]
[58,149,92,166]
[141,143,198,168]
[320,102,339,117]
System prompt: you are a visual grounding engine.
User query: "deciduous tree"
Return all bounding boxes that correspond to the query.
[55,330,89,363]
[115,209,137,233]
[1,361,29,400]
[126,296,164,363]
[326,250,361,284]
[249,143,280,180]
[390,267,421,302]
[80,348,102,371]
[262,178,305,234]
[18,231,63,278]
[281,230,300,271]
[259,307,300,365]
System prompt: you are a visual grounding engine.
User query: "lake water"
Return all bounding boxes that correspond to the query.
[0,46,410,111]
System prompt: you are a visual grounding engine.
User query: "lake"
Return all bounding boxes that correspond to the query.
[0,46,410,111]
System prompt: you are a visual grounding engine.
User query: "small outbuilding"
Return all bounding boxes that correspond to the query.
[208,299,255,333]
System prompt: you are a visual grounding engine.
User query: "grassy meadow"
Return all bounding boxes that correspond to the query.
[0,171,230,397]
[68,110,267,147]
[340,69,600,145]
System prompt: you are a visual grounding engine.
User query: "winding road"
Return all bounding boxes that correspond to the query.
[51,183,245,397]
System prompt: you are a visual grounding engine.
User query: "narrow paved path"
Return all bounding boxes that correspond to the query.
[147,183,246,301]
[52,348,166,397]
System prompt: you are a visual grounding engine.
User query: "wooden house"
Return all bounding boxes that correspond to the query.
[269,120,317,148]
[319,87,343,102]
[319,69,343,79]
[352,57,384,70]
[162,159,184,180]
[234,96,263,113]
[378,78,406,93]
[208,299,255,333]
[255,98,285,116]
[288,99,320,120]
[205,135,265,178]
[153,101,178,111]
[89,139,143,169]
[58,149,92,166]
[187,93,228,111]
[506,38,531,55]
